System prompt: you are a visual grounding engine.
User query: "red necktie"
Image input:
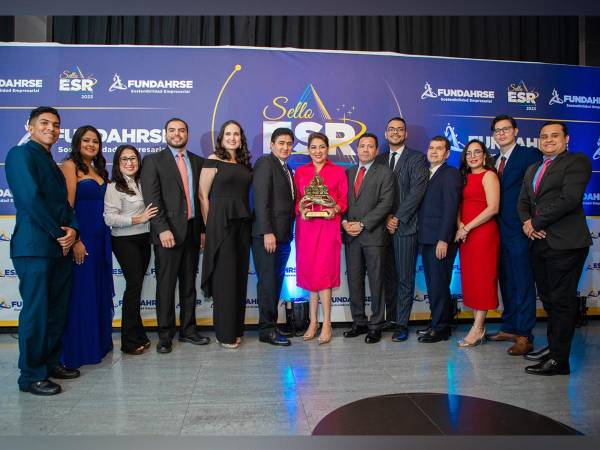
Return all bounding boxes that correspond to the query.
[534,159,552,193]
[176,153,192,219]
[498,156,506,178]
[354,166,366,197]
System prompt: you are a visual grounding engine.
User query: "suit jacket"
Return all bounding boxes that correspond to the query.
[140,147,205,246]
[343,162,395,246]
[6,140,78,258]
[518,151,592,250]
[251,154,295,243]
[418,163,462,245]
[496,145,542,239]
[375,147,428,236]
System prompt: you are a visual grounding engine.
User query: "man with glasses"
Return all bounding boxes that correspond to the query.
[375,117,428,342]
[486,115,542,357]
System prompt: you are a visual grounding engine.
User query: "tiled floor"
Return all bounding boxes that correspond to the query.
[0,321,599,436]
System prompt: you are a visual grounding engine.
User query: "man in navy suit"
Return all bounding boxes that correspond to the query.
[375,117,429,342]
[486,115,542,356]
[6,107,80,395]
[417,136,462,343]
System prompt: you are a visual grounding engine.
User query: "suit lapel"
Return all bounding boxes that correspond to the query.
[271,154,294,199]
[429,163,445,183]
[536,152,565,196]
[164,148,185,194]
[394,149,408,176]
[348,166,359,200]
[190,153,200,196]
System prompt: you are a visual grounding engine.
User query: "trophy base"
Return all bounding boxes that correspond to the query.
[305,211,331,218]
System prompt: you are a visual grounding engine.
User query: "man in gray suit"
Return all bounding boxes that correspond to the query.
[342,133,395,343]
[375,117,429,342]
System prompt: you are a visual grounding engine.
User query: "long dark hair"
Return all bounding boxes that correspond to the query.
[214,120,252,170]
[67,125,108,182]
[111,145,142,196]
[459,139,496,184]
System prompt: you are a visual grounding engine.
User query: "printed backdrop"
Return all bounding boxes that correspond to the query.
[1,43,600,326]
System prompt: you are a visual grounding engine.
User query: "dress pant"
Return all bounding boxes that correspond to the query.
[421,242,457,332]
[212,219,251,344]
[12,256,72,389]
[499,235,537,340]
[112,233,151,352]
[530,239,588,365]
[252,238,291,339]
[345,239,386,331]
[153,220,200,342]
[392,232,419,327]
[382,243,397,322]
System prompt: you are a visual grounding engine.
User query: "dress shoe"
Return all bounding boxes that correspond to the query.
[523,345,550,362]
[525,358,570,376]
[486,330,517,342]
[343,325,368,338]
[381,320,396,331]
[259,331,291,346]
[49,364,80,379]
[418,329,450,343]
[416,326,431,337]
[142,341,151,349]
[20,380,62,396]
[364,331,381,344]
[122,346,145,356]
[507,336,533,356]
[156,340,172,353]
[303,321,319,341]
[391,326,409,342]
[276,327,294,338]
[318,323,332,345]
[178,333,211,345]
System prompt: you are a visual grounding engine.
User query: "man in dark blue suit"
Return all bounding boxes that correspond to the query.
[6,107,80,395]
[486,115,542,356]
[417,136,462,343]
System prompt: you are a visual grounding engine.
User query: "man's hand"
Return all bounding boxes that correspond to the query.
[522,219,546,240]
[159,230,176,248]
[343,221,362,237]
[386,214,398,234]
[57,226,77,255]
[435,241,448,260]
[263,233,277,253]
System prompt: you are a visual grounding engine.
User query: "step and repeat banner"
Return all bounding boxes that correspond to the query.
[1,43,600,326]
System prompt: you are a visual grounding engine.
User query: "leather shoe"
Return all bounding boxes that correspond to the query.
[507,336,533,356]
[365,331,381,344]
[391,326,409,342]
[525,358,570,376]
[20,380,62,396]
[276,327,294,338]
[523,345,550,362]
[259,331,291,346]
[416,326,431,337]
[343,325,368,338]
[381,320,396,331]
[156,340,172,353]
[178,334,211,345]
[486,330,517,342]
[418,329,450,343]
[49,364,80,379]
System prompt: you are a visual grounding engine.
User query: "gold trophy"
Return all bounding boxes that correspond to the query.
[299,174,337,219]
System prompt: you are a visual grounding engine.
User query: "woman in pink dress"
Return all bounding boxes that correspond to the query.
[295,132,348,344]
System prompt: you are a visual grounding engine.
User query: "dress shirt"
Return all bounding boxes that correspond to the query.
[104,176,149,236]
[354,160,375,183]
[169,146,195,218]
[532,155,557,191]
[276,155,294,198]
[388,145,405,169]
[429,163,443,179]
[495,144,516,170]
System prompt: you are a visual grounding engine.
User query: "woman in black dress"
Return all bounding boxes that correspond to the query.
[199,120,252,349]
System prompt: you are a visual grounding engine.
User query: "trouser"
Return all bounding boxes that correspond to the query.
[392,232,419,328]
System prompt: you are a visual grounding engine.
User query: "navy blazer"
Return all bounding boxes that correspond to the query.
[496,145,542,239]
[6,140,78,258]
[417,163,462,245]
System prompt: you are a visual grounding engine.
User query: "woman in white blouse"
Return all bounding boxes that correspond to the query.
[104,145,158,355]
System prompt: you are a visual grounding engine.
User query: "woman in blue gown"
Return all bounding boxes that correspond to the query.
[60,125,114,368]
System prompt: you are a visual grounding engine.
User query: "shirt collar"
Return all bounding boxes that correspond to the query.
[169,146,187,159]
[499,143,516,160]
[359,160,375,171]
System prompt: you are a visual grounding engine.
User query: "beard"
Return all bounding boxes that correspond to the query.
[166,138,187,149]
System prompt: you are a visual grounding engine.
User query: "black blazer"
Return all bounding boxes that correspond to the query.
[251,154,295,243]
[140,147,205,246]
[418,163,462,245]
[518,151,592,250]
[343,162,395,246]
[375,147,428,236]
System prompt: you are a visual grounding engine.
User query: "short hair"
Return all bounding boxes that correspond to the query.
[164,117,189,133]
[540,121,568,136]
[430,135,451,152]
[491,114,517,131]
[358,132,378,148]
[28,106,60,125]
[270,127,294,143]
[386,117,406,128]
[307,132,329,148]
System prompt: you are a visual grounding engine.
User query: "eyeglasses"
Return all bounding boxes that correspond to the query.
[465,149,484,158]
[493,126,513,135]
[386,127,405,134]
[119,157,138,164]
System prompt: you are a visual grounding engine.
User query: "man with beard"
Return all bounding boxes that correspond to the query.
[141,118,209,353]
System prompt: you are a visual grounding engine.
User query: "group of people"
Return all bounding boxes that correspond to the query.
[6,106,591,396]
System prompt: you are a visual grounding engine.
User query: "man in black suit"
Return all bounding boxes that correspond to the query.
[518,121,592,376]
[417,136,462,343]
[252,128,296,346]
[141,118,209,353]
[342,133,395,343]
[375,117,429,342]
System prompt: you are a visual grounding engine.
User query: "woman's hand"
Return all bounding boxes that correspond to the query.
[133,203,158,225]
[454,225,469,243]
[72,241,88,265]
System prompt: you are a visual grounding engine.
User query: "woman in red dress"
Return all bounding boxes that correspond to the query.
[455,139,500,347]
[295,132,348,345]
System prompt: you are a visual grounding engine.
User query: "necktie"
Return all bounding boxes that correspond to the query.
[176,153,192,219]
[389,152,397,170]
[282,163,294,199]
[498,156,507,178]
[354,166,366,197]
[534,159,552,193]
